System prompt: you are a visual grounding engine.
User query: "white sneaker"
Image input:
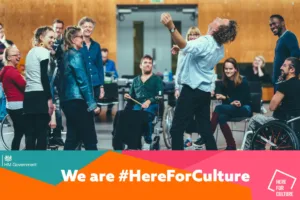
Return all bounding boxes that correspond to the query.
[142,143,151,150]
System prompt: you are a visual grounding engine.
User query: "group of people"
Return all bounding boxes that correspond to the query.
[0,17,118,150]
[163,13,300,150]
[1,12,300,151]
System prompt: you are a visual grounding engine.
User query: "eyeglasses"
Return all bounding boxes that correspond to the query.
[188,34,200,37]
[9,54,21,57]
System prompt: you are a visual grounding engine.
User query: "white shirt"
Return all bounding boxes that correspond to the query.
[177,35,224,92]
[25,47,50,92]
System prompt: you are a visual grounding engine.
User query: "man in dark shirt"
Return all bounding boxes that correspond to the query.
[124,55,163,150]
[269,14,300,92]
[245,57,300,149]
[48,19,65,146]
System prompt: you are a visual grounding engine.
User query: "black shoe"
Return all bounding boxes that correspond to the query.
[225,146,237,150]
[193,137,205,146]
[49,137,65,146]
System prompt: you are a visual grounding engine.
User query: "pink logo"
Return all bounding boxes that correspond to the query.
[268,169,297,198]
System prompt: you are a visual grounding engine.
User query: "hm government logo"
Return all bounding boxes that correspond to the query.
[1,155,37,168]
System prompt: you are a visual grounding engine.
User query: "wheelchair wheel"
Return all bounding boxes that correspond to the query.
[0,114,26,150]
[251,120,300,150]
[162,105,174,149]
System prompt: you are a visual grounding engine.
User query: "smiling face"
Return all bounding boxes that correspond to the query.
[140,58,153,75]
[224,61,237,79]
[81,22,94,37]
[53,22,64,39]
[269,17,284,36]
[72,30,84,50]
[7,46,21,67]
[280,60,295,80]
[40,30,55,50]
[253,57,264,68]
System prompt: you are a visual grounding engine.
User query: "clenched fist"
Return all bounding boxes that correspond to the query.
[161,13,174,29]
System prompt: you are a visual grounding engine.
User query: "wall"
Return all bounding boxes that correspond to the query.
[1,0,300,65]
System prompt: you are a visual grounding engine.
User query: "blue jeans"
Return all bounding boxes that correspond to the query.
[0,85,7,121]
[214,104,252,125]
[133,104,158,144]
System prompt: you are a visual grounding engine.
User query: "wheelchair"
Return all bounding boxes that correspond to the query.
[241,115,300,150]
[112,95,164,150]
[0,114,66,151]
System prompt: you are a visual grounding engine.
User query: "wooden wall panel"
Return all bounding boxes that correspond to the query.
[1,0,300,65]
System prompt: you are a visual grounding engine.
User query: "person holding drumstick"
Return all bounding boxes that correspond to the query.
[124,55,163,150]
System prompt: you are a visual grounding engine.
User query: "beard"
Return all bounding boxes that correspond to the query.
[278,71,288,82]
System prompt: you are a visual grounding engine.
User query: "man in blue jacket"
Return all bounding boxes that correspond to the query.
[78,17,105,102]
[269,14,300,92]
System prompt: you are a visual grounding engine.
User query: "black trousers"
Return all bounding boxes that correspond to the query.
[62,100,98,150]
[25,113,50,150]
[7,108,26,150]
[170,85,217,150]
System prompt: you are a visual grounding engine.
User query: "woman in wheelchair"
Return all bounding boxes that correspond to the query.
[207,57,252,150]
[243,57,300,150]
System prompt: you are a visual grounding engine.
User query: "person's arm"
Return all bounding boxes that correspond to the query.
[111,61,119,79]
[269,91,284,111]
[70,53,97,112]
[240,79,251,106]
[160,13,187,49]
[40,59,52,100]
[149,77,163,104]
[269,81,286,111]
[96,44,104,86]
[286,33,300,58]
[11,70,26,92]
[174,52,182,90]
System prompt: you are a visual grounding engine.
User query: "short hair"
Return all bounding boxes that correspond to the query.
[140,54,153,64]
[286,57,300,76]
[255,55,266,68]
[53,19,64,26]
[78,16,96,27]
[0,23,3,28]
[101,48,108,53]
[212,20,238,45]
[270,14,285,22]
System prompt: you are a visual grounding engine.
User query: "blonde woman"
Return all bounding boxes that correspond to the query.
[24,26,55,150]
[61,26,100,150]
[244,55,270,83]
[0,46,26,150]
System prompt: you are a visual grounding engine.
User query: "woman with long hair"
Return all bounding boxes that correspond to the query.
[211,57,252,150]
[0,46,26,150]
[24,26,55,150]
[60,26,100,150]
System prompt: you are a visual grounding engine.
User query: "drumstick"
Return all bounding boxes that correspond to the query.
[125,96,143,106]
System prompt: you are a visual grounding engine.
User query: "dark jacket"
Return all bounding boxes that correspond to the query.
[60,48,97,112]
[220,77,251,107]
[79,38,104,87]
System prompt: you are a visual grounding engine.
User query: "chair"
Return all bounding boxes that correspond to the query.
[215,81,263,144]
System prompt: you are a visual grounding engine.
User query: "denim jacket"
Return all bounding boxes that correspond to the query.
[79,39,104,87]
[60,48,97,112]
